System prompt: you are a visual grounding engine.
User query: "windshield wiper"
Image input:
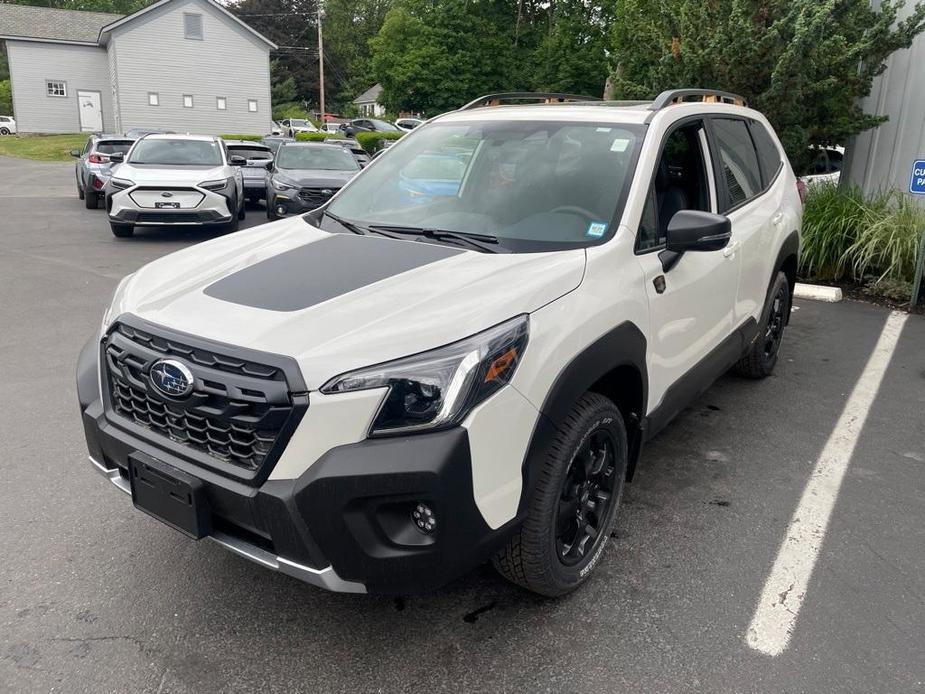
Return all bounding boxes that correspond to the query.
[366,224,501,253]
[321,210,369,236]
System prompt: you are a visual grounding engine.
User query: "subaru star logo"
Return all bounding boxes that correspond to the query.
[149,359,194,398]
[161,191,173,198]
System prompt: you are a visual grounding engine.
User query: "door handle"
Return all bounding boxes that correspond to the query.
[723,241,740,258]
[771,212,785,226]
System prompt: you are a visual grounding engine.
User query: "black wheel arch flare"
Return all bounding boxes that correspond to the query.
[518,321,648,514]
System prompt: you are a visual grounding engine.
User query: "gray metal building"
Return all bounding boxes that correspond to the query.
[844,0,925,199]
[0,0,276,135]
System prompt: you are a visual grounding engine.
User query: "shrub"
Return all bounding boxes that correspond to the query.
[355,131,403,154]
[219,134,263,141]
[294,132,343,142]
[800,182,925,283]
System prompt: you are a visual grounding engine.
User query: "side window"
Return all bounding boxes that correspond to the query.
[637,121,712,252]
[83,137,94,154]
[712,118,762,210]
[749,122,782,186]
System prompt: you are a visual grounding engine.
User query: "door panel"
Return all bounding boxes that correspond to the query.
[77,91,103,132]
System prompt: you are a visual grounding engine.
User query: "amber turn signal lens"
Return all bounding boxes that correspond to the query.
[484,348,518,383]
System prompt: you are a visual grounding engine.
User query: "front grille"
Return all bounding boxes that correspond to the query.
[103,322,300,475]
[298,187,338,207]
[135,212,208,223]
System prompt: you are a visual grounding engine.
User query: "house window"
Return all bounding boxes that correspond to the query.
[248,99,258,112]
[216,96,227,110]
[184,13,203,40]
[183,94,194,109]
[148,92,159,106]
[46,80,67,97]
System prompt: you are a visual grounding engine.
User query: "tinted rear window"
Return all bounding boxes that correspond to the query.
[712,118,762,210]
[95,140,134,155]
[227,145,272,160]
[748,122,783,185]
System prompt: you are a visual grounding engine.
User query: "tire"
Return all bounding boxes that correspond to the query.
[109,221,134,238]
[734,271,790,379]
[84,189,98,209]
[77,181,85,200]
[237,199,246,221]
[266,204,278,221]
[0,128,9,135]
[493,392,627,597]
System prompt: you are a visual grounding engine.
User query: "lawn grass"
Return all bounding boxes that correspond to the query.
[0,133,88,161]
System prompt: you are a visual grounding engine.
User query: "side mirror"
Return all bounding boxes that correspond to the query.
[666,210,731,253]
[70,149,81,158]
[109,151,124,163]
[659,210,731,272]
[230,155,246,166]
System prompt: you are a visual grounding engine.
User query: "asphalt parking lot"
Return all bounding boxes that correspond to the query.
[1,155,924,693]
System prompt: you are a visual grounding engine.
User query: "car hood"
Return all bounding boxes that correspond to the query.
[273,169,357,187]
[111,218,586,389]
[113,163,229,185]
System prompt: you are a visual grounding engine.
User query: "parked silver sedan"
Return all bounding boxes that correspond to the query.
[71,134,136,209]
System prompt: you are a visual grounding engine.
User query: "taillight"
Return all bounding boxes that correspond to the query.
[796,179,807,205]
[92,177,104,190]
[87,153,109,164]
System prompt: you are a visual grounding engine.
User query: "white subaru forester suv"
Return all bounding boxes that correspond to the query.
[78,90,801,596]
[106,134,246,238]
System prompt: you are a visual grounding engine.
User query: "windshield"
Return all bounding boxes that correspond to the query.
[96,140,134,155]
[227,145,272,160]
[325,120,645,250]
[129,139,223,166]
[277,146,359,171]
[290,120,312,127]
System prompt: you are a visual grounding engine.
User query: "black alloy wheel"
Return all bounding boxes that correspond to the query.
[556,428,618,566]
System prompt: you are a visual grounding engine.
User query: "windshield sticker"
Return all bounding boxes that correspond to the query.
[610,138,630,153]
[586,222,608,238]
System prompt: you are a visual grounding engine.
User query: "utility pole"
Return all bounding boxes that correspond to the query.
[317,2,325,123]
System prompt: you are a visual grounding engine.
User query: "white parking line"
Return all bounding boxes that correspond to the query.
[746,310,909,657]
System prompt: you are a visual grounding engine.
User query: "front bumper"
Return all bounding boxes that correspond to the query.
[267,186,338,215]
[77,334,512,594]
[107,186,234,226]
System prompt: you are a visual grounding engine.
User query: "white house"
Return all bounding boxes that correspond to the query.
[352,83,385,118]
[0,0,276,134]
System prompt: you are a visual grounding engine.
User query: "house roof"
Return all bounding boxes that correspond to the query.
[0,3,122,44]
[353,83,383,105]
[0,0,275,49]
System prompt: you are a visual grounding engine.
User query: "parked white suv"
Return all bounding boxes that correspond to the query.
[0,115,15,135]
[105,134,245,238]
[78,90,801,596]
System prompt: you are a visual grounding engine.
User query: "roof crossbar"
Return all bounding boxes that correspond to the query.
[458,92,602,111]
[649,89,748,110]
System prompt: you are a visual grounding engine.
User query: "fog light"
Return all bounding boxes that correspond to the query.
[412,502,436,534]
[276,205,287,216]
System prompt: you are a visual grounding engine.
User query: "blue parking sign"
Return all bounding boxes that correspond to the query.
[911,160,925,194]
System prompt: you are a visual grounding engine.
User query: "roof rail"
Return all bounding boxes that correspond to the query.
[458,92,602,111]
[649,89,748,111]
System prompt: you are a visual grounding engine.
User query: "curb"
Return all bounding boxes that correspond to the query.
[794,283,843,303]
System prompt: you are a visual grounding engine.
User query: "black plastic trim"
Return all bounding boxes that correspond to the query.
[644,317,758,439]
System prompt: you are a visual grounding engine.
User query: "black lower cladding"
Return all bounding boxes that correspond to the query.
[111,209,229,224]
[78,335,513,592]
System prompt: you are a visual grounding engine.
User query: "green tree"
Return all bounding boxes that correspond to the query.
[609,0,925,168]
[322,0,392,110]
[0,79,12,115]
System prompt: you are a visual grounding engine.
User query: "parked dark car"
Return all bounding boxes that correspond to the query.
[224,140,274,204]
[265,142,361,220]
[70,134,136,209]
[261,135,295,157]
[339,118,402,137]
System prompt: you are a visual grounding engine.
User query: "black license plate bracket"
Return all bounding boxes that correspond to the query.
[128,452,210,539]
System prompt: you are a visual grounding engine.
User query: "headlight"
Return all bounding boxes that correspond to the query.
[199,178,231,191]
[272,176,295,191]
[109,177,134,190]
[101,273,134,336]
[321,315,529,435]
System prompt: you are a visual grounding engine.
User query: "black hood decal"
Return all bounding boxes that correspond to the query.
[203,233,463,312]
